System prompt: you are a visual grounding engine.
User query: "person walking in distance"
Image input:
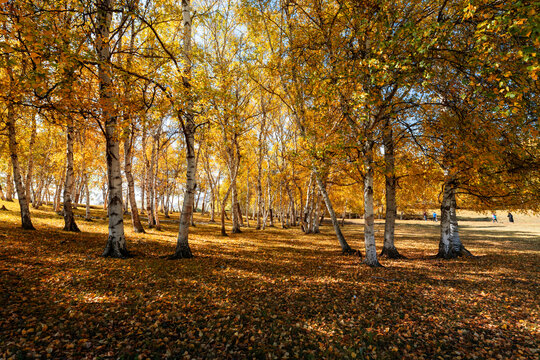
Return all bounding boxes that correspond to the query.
[507,212,514,223]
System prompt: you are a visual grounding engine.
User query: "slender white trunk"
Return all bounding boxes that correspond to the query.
[5,170,14,202]
[245,175,250,227]
[146,134,156,228]
[98,0,128,258]
[363,145,382,267]
[63,119,80,232]
[6,100,34,230]
[172,0,195,258]
[313,169,353,253]
[25,113,37,202]
[85,173,91,220]
[312,191,321,233]
[220,185,232,236]
[124,126,144,232]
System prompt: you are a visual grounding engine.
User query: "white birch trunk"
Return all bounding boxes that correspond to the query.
[172,0,195,258]
[313,169,354,254]
[363,146,382,267]
[63,119,80,232]
[6,100,34,230]
[5,170,14,201]
[437,179,472,259]
[98,0,128,258]
[25,113,37,203]
[124,126,144,232]
[85,173,91,221]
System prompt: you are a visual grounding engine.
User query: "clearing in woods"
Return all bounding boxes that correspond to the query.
[0,202,538,359]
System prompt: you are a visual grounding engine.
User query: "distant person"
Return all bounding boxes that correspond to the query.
[433,212,437,222]
[423,211,427,221]
[492,213,498,223]
[507,212,514,223]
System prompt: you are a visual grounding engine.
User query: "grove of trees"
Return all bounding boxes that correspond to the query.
[1,0,538,266]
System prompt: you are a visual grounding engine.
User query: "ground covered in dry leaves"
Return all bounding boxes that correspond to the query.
[0,201,538,359]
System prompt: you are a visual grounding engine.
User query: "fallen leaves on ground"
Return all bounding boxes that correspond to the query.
[0,203,538,359]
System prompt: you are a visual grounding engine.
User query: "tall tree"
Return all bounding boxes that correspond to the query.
[98,0,129,258]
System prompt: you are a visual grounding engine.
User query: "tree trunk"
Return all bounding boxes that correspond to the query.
[220,185,232,236]
[302,174,314,233]
[171,0,195,259]
[63,119,80,232]
[286,184,296,227]
[173,122,196,257]
[313,170,354,254]
[101,181,107,211]
[5,170,14,201]
[85,173,91,221]
[54,177,62,213]
[312,192,321,233]
[25,113,37,203]
[98,0,128,258]
[154,190,161,231]
[245,175,250,227]
[231,177,241,233]
[362,146,382,267]
[256,164,263,229]
[6,100,35,230]
[437,179,472,259]
[256,114,266,230]
[73,176,83,208]
[191,189,199,226]
[381,121,403,259]
[123,186,129,214]
[33,179,44,209]
[146,133,156,228]
[124,126,144,232]
[341,200,347,227]
[164,193,171,218]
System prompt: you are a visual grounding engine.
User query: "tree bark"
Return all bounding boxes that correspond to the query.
[124,125,145,232]
[313,169,354,254]
[63,119,80,232]
[302,173,314,233]
[231,174,241,233]
[6,100,35,230]
[171,0,196,259]
[381,121,404,259]
[256,112,266,230]
[101,181,107,211]
[363,145,382,267]
[312,191,321,233]
[146,132,156,228]
[85,173,91,221]
[220,185,232,236]
[98,0,129,258]
[5,170,14,201]
[245,175,250,227]
[140,123,147,215]
[54,176,62,212]
[437,178,472,259]
[25,113,37,203]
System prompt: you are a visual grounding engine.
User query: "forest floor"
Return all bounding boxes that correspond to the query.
[0,201,538,360]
